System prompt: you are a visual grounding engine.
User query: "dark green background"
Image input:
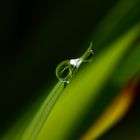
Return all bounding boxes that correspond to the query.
[0,0,140,139]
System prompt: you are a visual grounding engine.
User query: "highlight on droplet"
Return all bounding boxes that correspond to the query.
[55,42,94,83]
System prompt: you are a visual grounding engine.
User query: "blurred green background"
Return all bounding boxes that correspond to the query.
[0,0,140,139]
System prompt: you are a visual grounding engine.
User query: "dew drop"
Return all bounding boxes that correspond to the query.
[56,59,79,83]
[56,42,94,83]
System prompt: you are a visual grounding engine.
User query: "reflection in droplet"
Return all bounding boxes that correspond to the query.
[56,59,82,83]
[70,58,82,68]
[56,42,94,83]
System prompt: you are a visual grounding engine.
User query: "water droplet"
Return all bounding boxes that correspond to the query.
[56,42,94,83]
[56,59,78,83]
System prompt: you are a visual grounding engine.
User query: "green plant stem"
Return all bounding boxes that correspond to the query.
[20,81,64,140]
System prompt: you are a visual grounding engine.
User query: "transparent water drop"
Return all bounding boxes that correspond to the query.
[56,42,94,83]
[55,59,81,83]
